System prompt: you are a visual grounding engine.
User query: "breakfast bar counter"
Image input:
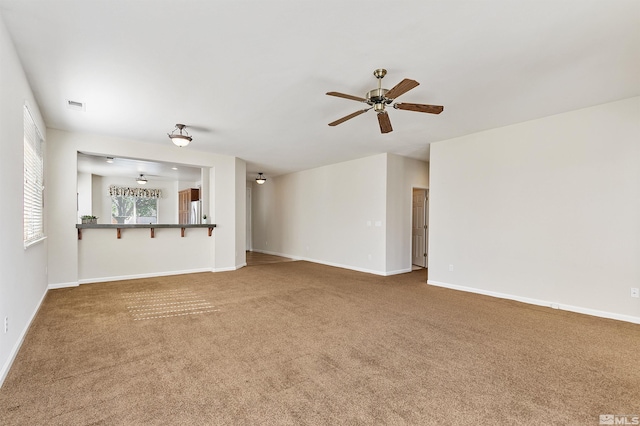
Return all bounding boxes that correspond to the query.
[76,223,216,239]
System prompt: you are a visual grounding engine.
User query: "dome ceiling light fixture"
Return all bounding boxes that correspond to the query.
[168,123,192,147]
[255,173,267,185]
[136,174,148,185]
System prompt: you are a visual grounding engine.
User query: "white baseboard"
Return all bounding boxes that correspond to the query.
[427,280,640,325]
[250,249,406,276]
[251,249,300,259]
[48,281,79,290]
[78,268,214,284]
[0,288,48,388]
[385,268,412,276]
[212,264,244,272]
[555,303,640,325]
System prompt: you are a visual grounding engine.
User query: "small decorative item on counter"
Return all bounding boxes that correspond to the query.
[81,215,98,224]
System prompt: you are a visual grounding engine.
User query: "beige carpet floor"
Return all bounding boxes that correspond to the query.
[1,261,638,425]
[245,251,296,266]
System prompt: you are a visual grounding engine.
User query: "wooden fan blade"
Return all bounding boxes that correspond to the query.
[384,79,419,100]
[326,92,368,102]
[395,103,444,114]
[377,112,393,134]
[328,109,369,126]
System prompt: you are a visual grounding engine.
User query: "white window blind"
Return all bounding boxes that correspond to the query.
[24,105,45,246]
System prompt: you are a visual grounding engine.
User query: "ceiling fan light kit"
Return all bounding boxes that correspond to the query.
[327,68,444,134]
[168,123,192,147]
[256,173,267,185]
[136,174,148,185]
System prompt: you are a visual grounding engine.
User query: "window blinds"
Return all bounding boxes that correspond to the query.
[24,105,45,246]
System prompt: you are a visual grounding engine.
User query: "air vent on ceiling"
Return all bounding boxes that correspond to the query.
[66,99,86,111]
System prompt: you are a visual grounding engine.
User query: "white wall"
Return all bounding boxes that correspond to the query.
[251,153,429,275]
[200,168,210,221]
[46,129,246,287]
[246,186,252,251]
[429,97,640,323]
[77,227,215,283]
[235,158,247,268]
[252,154,389,274]
[178,181,200,191]
[0,14,48,386]
[91,175,102,219]
[77,172,92,219]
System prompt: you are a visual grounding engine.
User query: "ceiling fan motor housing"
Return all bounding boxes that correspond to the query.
[366,88,389,104]
[374,103,386,112]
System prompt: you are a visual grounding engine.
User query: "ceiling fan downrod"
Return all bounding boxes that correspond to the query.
[368,68,389,108]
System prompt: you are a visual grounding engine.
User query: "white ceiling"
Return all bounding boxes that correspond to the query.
[77,152,202,182]
[1,0,638,180]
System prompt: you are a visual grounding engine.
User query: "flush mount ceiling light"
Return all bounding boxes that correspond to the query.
[136,174,148,185]
[256,173,267,185]
[168,123,192,147]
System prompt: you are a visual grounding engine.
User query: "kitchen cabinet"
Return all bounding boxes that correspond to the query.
[178,188,199,224]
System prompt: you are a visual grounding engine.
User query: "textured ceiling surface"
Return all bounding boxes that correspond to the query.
[1,0,638,179]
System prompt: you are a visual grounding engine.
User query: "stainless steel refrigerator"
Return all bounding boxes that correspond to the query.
[189,200,201,224]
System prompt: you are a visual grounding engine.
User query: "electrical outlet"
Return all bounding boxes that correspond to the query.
[449,264,454,271]
[631,288,639,298]
[4,317,7,333]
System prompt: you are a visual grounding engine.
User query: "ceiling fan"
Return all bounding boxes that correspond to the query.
[326,69,444,134]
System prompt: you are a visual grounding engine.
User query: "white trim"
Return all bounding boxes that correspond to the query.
[212,265,241,272]
[24,235,47,250]
[250,249,406,276]
[251,248,301,259]
[78,268,213,284]
[0,288,48,388]
[427,280,640,325]
[556,303,640,325]
[427,280,550,307]
[385,268,412,276]
[48,281,79,290]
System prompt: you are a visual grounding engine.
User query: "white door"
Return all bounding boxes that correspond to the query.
[412,189,427,267]
[425,189,429,266]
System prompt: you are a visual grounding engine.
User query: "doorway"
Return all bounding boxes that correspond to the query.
[412,188,428,268]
